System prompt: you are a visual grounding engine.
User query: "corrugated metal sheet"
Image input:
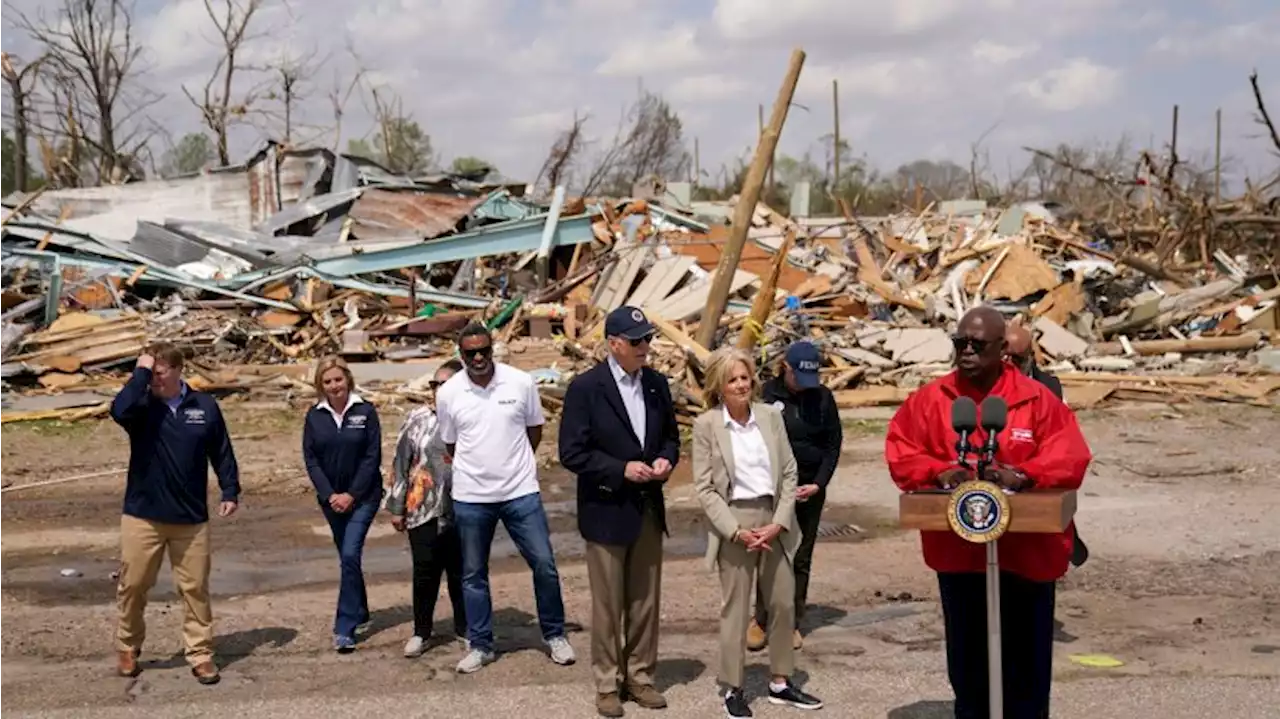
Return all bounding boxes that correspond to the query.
[348,188,486,240]
[27,173,257,241]
[246,144,279,226]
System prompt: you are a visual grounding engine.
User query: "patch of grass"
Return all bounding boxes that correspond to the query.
[5,418,100,439]
[842,418,889,437]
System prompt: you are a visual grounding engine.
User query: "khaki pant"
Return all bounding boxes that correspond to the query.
[717,498,795,689]
[116,514,214,665]
[585,509,663,695]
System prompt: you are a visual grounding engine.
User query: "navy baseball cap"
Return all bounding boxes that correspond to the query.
[785,341,822,389]
[605,305,656,340]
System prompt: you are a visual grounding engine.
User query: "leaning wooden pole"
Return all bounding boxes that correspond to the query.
[696,48,806,350]
[737,228,795,351]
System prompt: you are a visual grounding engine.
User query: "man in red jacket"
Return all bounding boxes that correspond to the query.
[885,307,1091,719]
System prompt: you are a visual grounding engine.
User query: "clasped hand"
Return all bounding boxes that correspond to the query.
[625,458,673,483]
[936,464,1025,491]
[328,492,355,513]
[735,524,782,551]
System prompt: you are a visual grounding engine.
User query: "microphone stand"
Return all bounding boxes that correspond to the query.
[978,431,1003,719]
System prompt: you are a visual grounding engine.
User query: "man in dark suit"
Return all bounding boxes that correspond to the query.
[1007,324,1088,568]
[559,305,681,718]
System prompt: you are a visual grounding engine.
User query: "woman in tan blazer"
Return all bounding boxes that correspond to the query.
[692,347,824,717]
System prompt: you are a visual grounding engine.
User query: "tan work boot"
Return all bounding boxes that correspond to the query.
[596,692,625,717]
[191,660,221,685]
[793,629,804,650]
[747,619,767,651]
[116,649,141,677]
[625,684,668,709]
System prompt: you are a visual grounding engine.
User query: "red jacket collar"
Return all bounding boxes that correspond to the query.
[935,362,1042,408]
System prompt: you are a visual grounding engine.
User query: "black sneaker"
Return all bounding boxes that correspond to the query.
[723,687,752,718]
[768,680,823,710]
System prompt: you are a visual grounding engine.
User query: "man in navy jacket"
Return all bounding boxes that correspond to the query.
[559,306,681,718]
[110,343,240,685]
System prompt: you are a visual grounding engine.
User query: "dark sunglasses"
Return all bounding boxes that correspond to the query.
[626,333,656,347]
[428,380,443,390]
[461,345,493,358]
[951,336,992,354]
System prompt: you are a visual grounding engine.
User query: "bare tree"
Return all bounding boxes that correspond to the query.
[1,52,46,192]
[326,43,369,153]
[183,0,270,165]
[266,46,319,144]
[533,111,587,198]
[368,86,432,174]
[581,90,691,197]
[10,0,160,185]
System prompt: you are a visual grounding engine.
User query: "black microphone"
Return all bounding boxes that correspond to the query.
[951,397,978,469]
[979,396,1008,475]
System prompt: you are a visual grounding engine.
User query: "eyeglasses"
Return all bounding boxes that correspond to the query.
[461,345,493,359]
[951,336,992,354]
[428,380,443,390]
[627,333,655,347]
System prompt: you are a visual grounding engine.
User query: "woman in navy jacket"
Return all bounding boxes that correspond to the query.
[303,356,383,653]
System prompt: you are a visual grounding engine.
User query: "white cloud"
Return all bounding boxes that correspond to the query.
[509,109,580,137]
[596,25,704,76]
[1150,21,1276,59]
[1013,58,1121,112]
[971,40,1038,66]
[666,73,748,103]
[798,59,936,100]
[712,0,968,41]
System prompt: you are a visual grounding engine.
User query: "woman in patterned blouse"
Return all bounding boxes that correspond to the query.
[386,359,467,658]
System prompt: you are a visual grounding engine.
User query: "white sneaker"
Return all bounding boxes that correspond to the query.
[403,635,427,658]
[455,647,496,674]
[546,636,576,665]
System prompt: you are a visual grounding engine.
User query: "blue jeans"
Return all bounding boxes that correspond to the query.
[320,499,378,638]
[453,492,566,652]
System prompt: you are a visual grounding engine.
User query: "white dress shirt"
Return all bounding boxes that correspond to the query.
[722,406,774,500]
[608,354,647,448]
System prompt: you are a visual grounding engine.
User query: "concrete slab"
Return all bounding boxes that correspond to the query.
[883,328,953,364]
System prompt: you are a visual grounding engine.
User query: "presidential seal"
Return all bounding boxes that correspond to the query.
[946,480,1011,543]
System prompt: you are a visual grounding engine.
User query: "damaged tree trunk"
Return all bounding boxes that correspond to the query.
[696,48,806,350]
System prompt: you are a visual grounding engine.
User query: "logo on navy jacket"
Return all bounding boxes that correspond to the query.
[346,413,368,429]
[183,408,206,425]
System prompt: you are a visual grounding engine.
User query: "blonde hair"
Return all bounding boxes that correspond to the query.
[312,355,355,398]
[702,346,760,407]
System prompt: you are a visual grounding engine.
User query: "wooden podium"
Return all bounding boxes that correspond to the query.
[899,485,1077,719]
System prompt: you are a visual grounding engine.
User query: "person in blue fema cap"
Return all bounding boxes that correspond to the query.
[748,340,843,653]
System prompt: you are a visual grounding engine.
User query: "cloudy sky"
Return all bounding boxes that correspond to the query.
[4,0,1278,187]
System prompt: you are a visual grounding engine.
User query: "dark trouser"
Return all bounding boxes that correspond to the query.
[756,487,826,629]
[938,571,1056,719]
[320,499,379,638]
[407,518,467,639]
[453,492,567,653]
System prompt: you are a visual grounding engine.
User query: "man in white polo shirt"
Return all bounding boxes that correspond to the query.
[437,322,576,674]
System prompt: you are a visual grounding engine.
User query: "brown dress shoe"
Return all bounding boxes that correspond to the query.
[625,684,668,709]
[596,692,625,717]
[191,660,221,685]
[116,649,141,677]
[746,619,767,651]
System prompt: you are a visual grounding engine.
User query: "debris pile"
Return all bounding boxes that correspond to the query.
[3,143,1278,423]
